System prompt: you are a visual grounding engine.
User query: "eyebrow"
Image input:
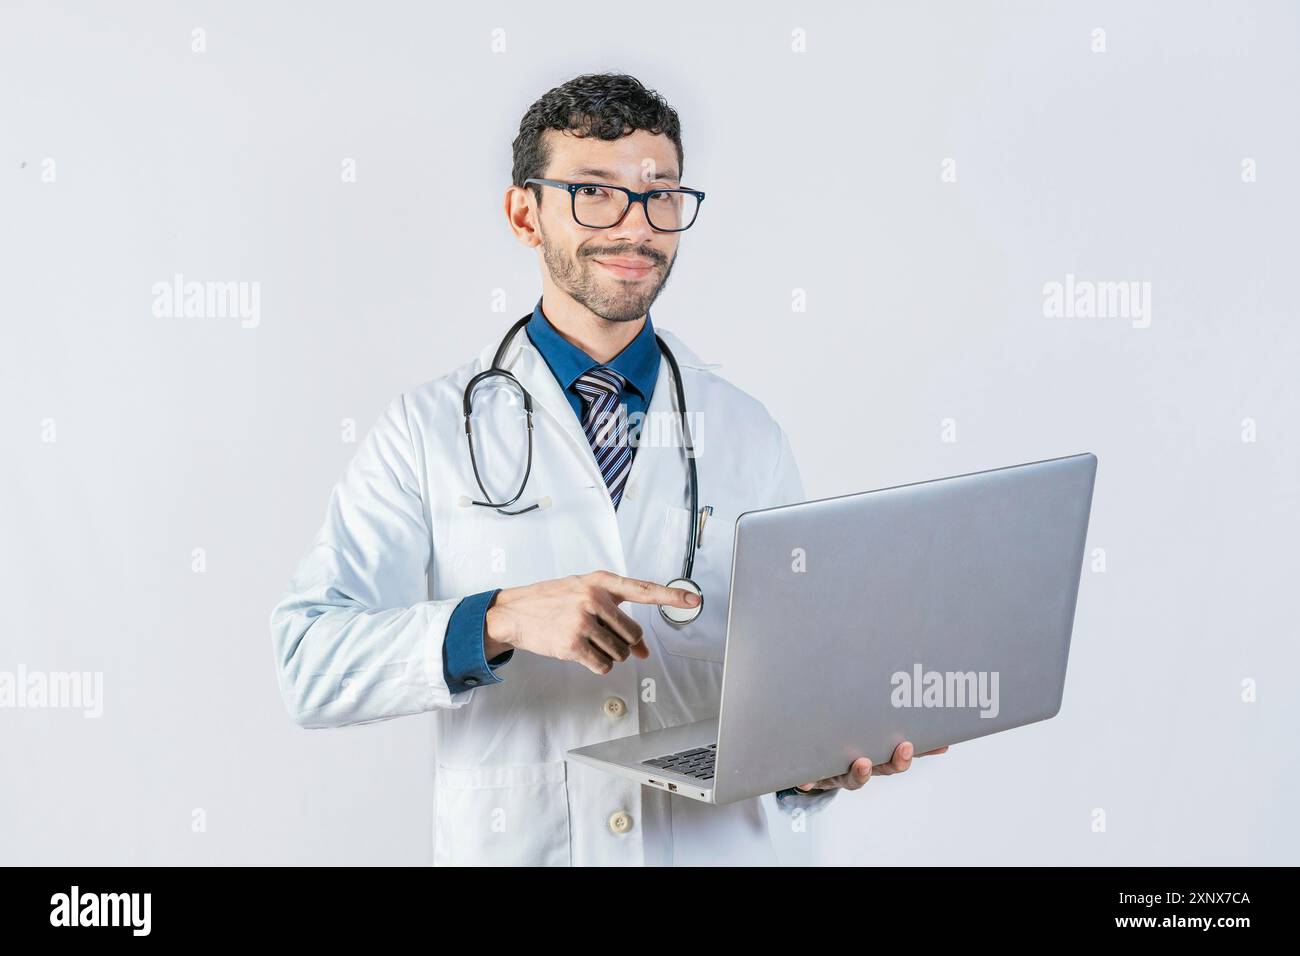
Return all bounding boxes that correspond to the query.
[567,166,681,184]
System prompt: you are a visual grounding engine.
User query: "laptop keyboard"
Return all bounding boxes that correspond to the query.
[641,743,716,780]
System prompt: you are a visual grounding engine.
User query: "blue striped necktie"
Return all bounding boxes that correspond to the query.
[573,366,633,508]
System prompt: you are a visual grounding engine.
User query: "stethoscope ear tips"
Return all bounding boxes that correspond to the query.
[659,578,703,626]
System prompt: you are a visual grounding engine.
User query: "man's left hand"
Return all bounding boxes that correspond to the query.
[793,741,949,793]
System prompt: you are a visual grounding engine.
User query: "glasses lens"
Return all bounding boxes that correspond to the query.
[646,190,700,231]
[573,185,630,228]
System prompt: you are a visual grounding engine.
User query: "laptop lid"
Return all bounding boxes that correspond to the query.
[711,453,1097,805]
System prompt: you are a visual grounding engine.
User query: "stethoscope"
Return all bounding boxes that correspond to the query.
[461,313,707,626]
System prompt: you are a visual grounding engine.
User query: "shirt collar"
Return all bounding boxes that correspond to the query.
[524,297,661,400]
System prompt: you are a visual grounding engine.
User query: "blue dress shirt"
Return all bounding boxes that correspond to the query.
[523,296,661,426]
[441,298,661,693]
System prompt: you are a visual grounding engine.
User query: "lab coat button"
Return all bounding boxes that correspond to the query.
[608,810,633,834]
[603,696,626,718]
[464,677,479,687]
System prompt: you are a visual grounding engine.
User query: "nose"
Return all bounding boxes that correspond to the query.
[607,196,658,243]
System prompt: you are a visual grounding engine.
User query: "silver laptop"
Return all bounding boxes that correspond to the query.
[565,452,1098,805]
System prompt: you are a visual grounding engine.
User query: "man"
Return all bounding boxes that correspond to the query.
[270,73,944,865]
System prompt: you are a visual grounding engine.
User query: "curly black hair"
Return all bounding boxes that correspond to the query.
[511,73,684,201]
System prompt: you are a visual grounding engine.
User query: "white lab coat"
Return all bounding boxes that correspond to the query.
[269,325,836,865]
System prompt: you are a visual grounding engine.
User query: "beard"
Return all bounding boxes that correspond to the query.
[540,224,677,323]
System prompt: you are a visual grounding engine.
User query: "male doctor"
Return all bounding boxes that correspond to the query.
[270,73,944,866]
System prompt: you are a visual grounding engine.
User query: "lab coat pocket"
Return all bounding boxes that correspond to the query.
[433,760,571,866]
[648,505,728,663]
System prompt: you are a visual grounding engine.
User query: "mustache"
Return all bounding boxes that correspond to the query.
[582,247,667,266]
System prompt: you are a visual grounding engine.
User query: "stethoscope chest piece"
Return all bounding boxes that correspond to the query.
[659,577,703,626]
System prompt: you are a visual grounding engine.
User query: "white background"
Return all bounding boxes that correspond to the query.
[2,0,1297,864]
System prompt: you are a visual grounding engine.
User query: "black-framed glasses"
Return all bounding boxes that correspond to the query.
[525,178,705,232]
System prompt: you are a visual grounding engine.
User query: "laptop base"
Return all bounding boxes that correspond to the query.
[565,717,719,804]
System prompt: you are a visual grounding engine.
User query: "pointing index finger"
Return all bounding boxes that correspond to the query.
[603,574,700,608]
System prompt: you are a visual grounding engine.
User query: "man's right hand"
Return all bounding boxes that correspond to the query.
[484,571,702,675]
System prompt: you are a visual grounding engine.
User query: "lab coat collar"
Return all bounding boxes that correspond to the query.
[652,327,720,372]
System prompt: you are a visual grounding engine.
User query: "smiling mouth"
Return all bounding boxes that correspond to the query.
[593,258,656,280]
